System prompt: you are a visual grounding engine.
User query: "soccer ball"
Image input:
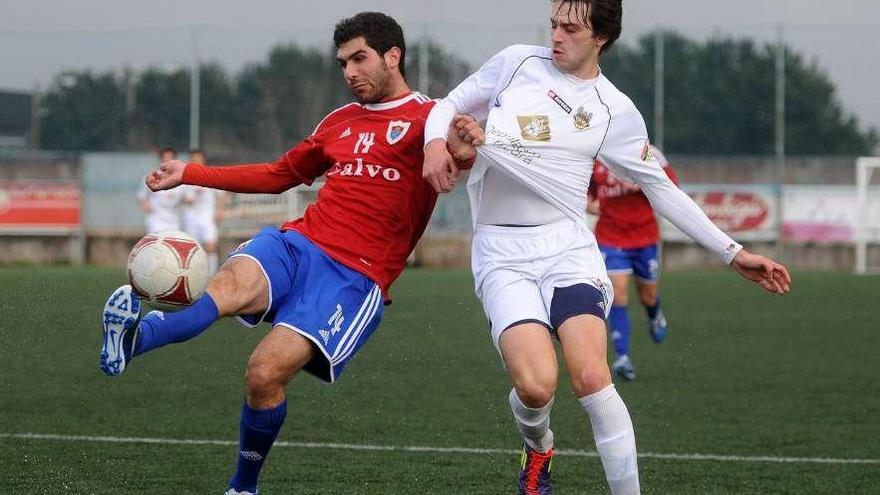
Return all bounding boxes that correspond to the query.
[127,230,209,310]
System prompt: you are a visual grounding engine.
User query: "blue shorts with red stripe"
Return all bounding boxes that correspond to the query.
[230,227,384,383]
[599,242,661,283]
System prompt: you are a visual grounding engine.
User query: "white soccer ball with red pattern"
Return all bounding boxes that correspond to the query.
[126,230,209,310]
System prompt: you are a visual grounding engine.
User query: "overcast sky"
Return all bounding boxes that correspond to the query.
[2,0,879,131]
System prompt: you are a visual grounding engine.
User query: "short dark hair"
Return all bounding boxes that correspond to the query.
[158,147,177,158]
[189,148,205,156]
[333,12,407,78]
[553,0,622,55]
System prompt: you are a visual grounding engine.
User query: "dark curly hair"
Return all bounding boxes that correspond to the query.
[333,12,407,78]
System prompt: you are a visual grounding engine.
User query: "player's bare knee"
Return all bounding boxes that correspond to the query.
[571,364,612,397]
[244,359,285,403]
[205,268,238,316]
[638,285,658,307]
[513,376,557,408]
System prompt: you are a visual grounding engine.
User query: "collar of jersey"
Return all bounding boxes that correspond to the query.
[363,92,423,111]
[559,67,601,87]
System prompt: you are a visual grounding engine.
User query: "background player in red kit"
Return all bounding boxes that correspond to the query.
[587,144,677,381]
[98,12,473,494]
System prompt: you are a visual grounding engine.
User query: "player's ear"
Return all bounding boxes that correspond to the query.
[383,46,402,72]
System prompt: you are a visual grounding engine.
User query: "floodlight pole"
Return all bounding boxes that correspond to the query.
[654,30,665,151]
[419,28,430,95]
[189,29,201,150]
[856,159,868,274]
[774,24,786,261]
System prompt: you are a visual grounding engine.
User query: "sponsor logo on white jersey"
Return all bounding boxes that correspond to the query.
[486,126,542,165]
[640,139,656,161]
[386,120,411,145]
[547,90,572,114]
[516,115,551,142]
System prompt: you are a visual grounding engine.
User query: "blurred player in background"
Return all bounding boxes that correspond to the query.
[422,1,791,493]
[182,148,222,274]
[99,12,473,495]
[587,145,678,381]
[137,147,182,233]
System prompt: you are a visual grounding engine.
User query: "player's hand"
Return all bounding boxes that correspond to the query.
[446,114,477,162]
[422,138,459,193]
[146,159,186,191]
[453,113,485,146]
[730,249,791,295]
[586,199,601,216]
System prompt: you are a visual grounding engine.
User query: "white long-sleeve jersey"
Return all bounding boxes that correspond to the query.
[426,44,742,264]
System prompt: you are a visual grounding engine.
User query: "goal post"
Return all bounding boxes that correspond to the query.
[855,157,880,274]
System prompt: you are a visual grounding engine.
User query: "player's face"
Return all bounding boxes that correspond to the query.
[191,152,205,164]
[337,37,394,104]
[550,2,605,78]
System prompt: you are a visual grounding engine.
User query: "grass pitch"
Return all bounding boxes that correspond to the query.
[1,266,878,494]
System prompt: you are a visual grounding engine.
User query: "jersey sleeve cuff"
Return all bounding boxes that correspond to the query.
[721,242,744,265]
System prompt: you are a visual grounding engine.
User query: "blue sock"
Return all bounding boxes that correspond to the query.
[229,400,288,492]
[645,297,661,320]
[134,294,220,356]
[609,305,631,357]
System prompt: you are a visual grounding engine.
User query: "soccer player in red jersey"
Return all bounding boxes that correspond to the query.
[98,12,473,494]
[587,145,677,381]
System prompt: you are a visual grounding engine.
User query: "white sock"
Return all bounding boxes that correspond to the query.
[208,252,219,275]
[508,388,555,453]
[579,384,640,495]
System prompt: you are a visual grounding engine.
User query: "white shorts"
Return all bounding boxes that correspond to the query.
[471,218,613,354]
[183,214,218,244]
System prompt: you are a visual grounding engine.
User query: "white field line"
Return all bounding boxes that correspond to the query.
[2,432,878,465]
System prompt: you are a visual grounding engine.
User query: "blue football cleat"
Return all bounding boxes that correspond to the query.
[518,445,554,495]
[612,355,636,382]
[649,312,668,343]
[100,285,141,376]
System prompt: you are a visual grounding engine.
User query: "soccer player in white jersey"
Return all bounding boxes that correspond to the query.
[182,149,222,273]
[138,147,183,233]
[422,1,791,494]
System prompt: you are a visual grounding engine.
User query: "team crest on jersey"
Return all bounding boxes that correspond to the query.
[386,120,411,145]
[516,115,551,142]
[573,106,592,130]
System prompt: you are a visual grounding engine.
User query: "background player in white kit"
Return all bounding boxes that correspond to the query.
[422,1,791,494]
[181,148,223,273]
[138,147,183,233]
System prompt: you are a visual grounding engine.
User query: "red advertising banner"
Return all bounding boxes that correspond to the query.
[661,185,778,241]
[0,180,81,230]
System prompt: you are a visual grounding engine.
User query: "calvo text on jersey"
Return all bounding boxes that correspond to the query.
[327,158,402,182]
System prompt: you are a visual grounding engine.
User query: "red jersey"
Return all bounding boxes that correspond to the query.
[183,92,438,300]
[587,148,678,249]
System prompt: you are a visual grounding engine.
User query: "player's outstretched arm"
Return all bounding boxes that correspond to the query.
[146,159,186,191]
[729,249,791,295]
